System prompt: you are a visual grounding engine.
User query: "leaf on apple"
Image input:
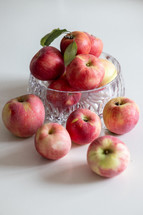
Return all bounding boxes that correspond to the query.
[64,41,77,67]
[40,28,69,47]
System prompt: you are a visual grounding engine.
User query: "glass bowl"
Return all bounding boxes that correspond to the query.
[28,52,125,125]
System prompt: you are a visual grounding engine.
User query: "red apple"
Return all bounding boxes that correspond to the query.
[47,77,81,108]
[103,97,139,134]
[66,54,105,90]
[87,135,130,178]
[85,32,103,57]
[35,122,71,160]
[2,94,45,137]
[66,108,101,145]
[30,46,65,81]
[60,31,91,55]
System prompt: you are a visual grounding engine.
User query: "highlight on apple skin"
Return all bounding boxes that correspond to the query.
[2,94,45,137]
[99,59,117,87]
[30,46,65,81]
[87,135,130,178]
[103,97,139,134]
[66,54,105,90]
[66,108,101,145]
[35,123,71,160]
[60,31,91,55]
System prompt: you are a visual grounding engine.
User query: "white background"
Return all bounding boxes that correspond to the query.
[0,0,143,214]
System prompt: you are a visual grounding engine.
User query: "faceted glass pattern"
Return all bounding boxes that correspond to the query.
[28,52,125,125]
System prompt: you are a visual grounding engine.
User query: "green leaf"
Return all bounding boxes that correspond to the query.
[64,41,77,67]
[40,28,69,47]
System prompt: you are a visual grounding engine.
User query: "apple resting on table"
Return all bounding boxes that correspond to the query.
[103,97,139,134]
[30,46,65,81]
[87,135,130,178]
[2,94,45,137]
[66,108,101,145]
[35,123,71,160]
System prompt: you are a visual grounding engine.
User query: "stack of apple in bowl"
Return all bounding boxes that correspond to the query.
[28,29,125,125]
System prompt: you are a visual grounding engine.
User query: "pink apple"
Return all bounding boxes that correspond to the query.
[60,31,91,55]
[30,46,65,81]
[87,135,130,178]
[47,76,81,108]
[99,59,117,87]
[2,94,45,137]
[66,108,101,145]
[85,32,103,57]
[103,97,139,134]
[66,54,105,90]
[35,122,71,160]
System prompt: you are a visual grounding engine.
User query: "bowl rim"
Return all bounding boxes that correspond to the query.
[30,52,121,94]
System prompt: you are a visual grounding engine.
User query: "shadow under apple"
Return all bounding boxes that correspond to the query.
[104,128,123,137]
[0,137,51,168]
[41,162,105,185]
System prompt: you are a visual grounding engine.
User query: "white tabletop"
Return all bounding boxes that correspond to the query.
[0,0,143,214]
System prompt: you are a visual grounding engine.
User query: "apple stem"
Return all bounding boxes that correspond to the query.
[115,102,120,106]
[48,129,53,135]
[18,97,25,102]
[64,34,74,39]
[86,61,92,67]
[86,63,90,67]
[82,116,89,122]
[104,149,112,155]
[84,119,88,122]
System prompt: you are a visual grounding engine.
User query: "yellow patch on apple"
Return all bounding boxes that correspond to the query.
[23,103,31,112]
[99,59,117,87]
[72,118,79,123]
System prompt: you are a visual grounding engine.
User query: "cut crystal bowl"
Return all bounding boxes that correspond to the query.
[28,52,125,125]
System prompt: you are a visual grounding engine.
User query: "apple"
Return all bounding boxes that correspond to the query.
[87,135,130,178]
[85,32,103,57]
[66,54,105,90]
[60,31,91,55]
[35,122,71,160]
[2,94,45,137]
[66,108,101,145]
[103,97,139,134]
[99,59,117,87]
[30,46,65,81]
[47,76,81,108]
